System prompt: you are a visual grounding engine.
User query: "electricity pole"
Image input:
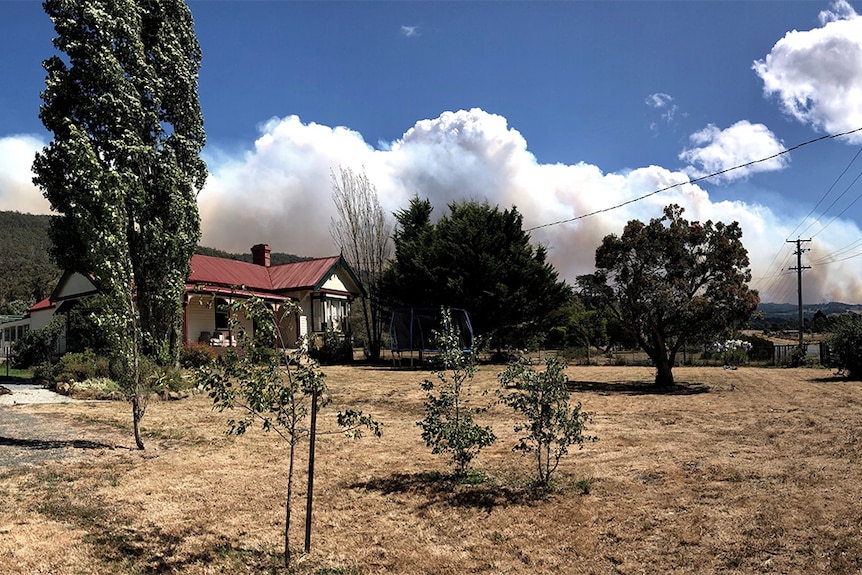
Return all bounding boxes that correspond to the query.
[787,238,811,348]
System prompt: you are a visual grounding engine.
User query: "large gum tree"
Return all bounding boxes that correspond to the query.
[33,0,206,449]
[579,204,759,387]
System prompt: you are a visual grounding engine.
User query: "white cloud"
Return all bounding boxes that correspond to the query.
[198,108,862,303]
[679,121,788,183]
[753,1,862,142]
[400,25,420,38]
[0,135,51,214]
[819,0,858,24]
[645,92,678,129]
[645,92,675,117]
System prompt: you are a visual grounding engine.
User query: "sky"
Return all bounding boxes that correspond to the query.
[2,0,862,304]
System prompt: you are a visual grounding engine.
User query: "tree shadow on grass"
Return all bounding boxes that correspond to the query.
[353,471,543,512]
[813,373,858,383]
[0,435,116,450]
[83,517,282,574]
[566,380,711,395]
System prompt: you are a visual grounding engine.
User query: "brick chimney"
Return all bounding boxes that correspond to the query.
[251,243,271,267]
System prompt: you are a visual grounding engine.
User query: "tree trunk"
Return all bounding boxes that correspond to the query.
[361,296,382,362]
[285,439,296,570]
[132,391,145,450]
[654,356,675,387]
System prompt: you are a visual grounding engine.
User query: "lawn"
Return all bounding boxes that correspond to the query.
[1,363,860,574]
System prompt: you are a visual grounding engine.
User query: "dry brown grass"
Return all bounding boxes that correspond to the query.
[2,363,862,574]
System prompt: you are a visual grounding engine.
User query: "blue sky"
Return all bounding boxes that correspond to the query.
[2,0,862,304]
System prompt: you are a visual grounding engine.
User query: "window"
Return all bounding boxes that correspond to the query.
[312,296,350,332]
[215,298,229,330]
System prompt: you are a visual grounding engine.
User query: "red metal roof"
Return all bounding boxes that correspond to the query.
[188,254,351,295]
[28,296,54,312]
[188,255,273,291]
[268,256,341,291]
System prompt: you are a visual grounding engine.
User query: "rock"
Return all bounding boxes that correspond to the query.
[56,382,71,395]
[0,385,10,396]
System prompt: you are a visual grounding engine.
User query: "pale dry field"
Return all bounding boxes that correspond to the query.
[1,364,861,574]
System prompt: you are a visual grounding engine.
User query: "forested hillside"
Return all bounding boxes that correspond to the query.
[0,211,59,313]
[0,210,307,314]
[194,245,307,265]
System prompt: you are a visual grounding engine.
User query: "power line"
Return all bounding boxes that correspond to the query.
[791,146,862,239]
[810,237,862,264]
[526,126,862,232]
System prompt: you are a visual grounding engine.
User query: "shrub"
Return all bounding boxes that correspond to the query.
[310,329,353,365]
[179,342,217,368]
[828,314,862,379]
[707,339,753,366]
[11,318,63,368]
[35,349,111,386]
[147,363,189,397]
[499,356,595,488]
[69,377,123,400]
[744,334,774,362]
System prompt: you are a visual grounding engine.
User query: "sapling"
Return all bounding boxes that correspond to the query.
[196,297,380,569]
[499,355,595,488]
[417,308,495,478]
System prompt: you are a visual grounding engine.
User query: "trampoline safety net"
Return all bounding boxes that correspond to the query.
[389,308,474,353]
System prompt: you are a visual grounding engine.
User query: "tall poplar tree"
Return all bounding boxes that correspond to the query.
[329,167,392,361]
[33,0,206,449]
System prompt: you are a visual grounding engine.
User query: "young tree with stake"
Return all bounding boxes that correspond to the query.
[197,298,381,569]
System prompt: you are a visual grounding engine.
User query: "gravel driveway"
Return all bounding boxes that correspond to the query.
[0,382,78,406]
[0,381,117,473]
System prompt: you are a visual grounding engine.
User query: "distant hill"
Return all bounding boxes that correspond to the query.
[754,301,862,327]
[0,210,310,313]
[0,211,59,313]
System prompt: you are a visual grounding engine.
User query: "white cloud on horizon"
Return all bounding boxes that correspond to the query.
[679,120,788,183]
[753,0,862,143]
[1,114,859,305]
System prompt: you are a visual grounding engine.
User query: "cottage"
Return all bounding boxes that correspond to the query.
[184,244,364,347]
[19,244,363,352]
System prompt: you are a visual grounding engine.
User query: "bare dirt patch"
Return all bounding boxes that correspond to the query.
[1,364,861,574]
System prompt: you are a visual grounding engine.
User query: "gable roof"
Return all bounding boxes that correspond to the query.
[187,254,364,297]
[50,270,100,303]
[188,254,274,291]
[29,296,54,313]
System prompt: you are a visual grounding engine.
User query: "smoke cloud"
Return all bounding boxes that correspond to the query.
[2,109,860,304]
[0,135,51,214]
[198,108,862,305]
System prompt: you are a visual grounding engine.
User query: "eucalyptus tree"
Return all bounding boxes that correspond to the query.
[33,0,206,449]
[579,204,759,387]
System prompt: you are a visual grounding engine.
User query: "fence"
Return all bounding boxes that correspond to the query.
[773,342,824,366]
